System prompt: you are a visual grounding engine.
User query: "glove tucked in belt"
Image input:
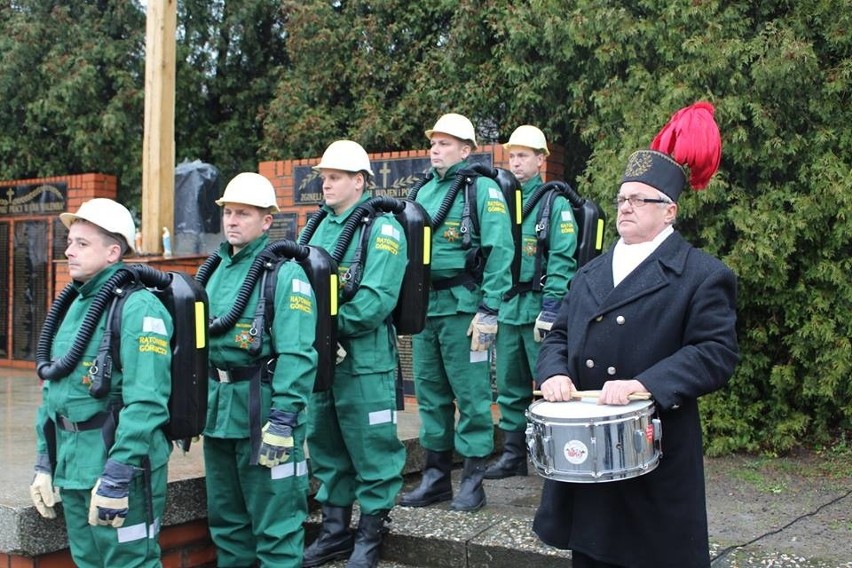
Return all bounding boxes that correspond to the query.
[89,459,136,528]
[467,307,498,352]
[258,409,297,468]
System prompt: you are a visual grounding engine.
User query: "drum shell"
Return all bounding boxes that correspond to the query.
[525,399,662,483]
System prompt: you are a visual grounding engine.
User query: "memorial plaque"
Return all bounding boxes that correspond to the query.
[0,182,67,216]
[293,153,493,204]
[0,223,8,358]
[12,221,48,360]
[53,218,69,260]
[270,212,299,242]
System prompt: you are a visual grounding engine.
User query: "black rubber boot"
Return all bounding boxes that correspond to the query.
[302,504,355,567]
[484,430,529,479]
[344,510,390,568]
[399,450,454,507]
[450,457,488,512]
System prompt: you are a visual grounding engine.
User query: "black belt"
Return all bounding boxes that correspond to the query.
[210,361,276,465]
[431,272,478,291]
[503,281,534,301]
[210,362,274,383]
[55,411,110,433]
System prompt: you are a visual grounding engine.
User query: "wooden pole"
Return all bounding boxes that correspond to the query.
[141,0,177,255]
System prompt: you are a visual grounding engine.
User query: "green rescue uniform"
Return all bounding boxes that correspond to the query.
[304,194,408,514]
[496,175,578,431]
[204,234,318,568]
[34,262,173,568]
[412,160,514,458]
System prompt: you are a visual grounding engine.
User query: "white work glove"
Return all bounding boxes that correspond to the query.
[89,459,135,528]
[336,342,347,365]
[467,308,498,352]
[534,298,561,343]
[30,454,57,519]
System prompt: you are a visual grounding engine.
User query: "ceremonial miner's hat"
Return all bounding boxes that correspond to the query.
[621,101,721,202]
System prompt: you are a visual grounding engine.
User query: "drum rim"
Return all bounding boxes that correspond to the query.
[527,398,655,421]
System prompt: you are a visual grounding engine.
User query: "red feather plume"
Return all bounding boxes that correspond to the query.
[650,101,721,190]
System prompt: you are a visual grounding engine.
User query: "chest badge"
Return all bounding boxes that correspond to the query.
[234,329,253,350]
[443,226,460,242]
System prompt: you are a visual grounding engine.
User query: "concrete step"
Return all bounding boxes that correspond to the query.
[305,466,572,568]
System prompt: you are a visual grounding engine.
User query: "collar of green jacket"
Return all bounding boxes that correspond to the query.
[74,262,125,298]
[431,159,470,181]
[217,232,269,264]
[522,174,544,198]
[320,192,371,223]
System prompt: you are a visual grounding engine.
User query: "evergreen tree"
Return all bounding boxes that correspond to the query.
[175,0,287,183]
[0,1,146,205]
[0,0,848,453]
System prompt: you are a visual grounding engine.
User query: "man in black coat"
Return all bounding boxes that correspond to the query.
[533,102,739,568]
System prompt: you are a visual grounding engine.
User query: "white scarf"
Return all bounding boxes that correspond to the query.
[612,226,674,287]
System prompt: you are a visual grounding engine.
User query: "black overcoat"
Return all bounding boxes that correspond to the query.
[533,231,739,568]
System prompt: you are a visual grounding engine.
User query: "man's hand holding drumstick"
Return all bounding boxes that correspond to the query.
[538,376,650,405]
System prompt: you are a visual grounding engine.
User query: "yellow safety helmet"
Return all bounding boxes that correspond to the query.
[425,113,478,150]
[503,125,550,156]
[313,140,374,177]
[215,172,280,212]
[60,198,136,253]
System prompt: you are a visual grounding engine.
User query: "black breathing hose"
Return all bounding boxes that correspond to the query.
[264,239,310,262]
[197,251,262,336]
[524,181,585,219]
[409,173,466,229]
[194,253,222,287]
[35,284,79,371]
[298,206,328,246]
[465,163,498,179]
[405,172,432,201]
[196,240,310,336]
[408,164,502,230]
[331,196,405,263]
[36,265,170,382]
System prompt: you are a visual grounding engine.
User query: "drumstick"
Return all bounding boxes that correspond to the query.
[532,389,652,401]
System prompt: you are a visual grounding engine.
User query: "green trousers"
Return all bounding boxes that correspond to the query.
[411,313,494,458]
[60,463,167,568]
[204,430,308,568]
[495,321,539,432]
[307,368,405,514]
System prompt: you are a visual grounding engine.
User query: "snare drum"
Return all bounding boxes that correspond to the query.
[525,399,662,483]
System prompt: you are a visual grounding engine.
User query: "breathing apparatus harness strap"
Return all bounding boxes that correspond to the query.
[36,266,150,469]
[337,208,375,302]
[198,241,314,463]
[209,359,276,465]
[503,181,580,301]
[299,197,408,302]
[408,166,490,290]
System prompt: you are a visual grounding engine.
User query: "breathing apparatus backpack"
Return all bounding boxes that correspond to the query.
[36,265,210,452]
[298,195,432,335]
[407,163,523,291]
[195,240,338,392]
[531,180,606,268]
[504,180,607,299]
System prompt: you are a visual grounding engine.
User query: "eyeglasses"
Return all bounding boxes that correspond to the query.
[613,196,671,208]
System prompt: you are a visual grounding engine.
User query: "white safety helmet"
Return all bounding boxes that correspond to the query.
[503,125,550,156]
[312,140,374,177]
[60,198,136,253]
[425,113,478,150]
[215,172,280,212]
